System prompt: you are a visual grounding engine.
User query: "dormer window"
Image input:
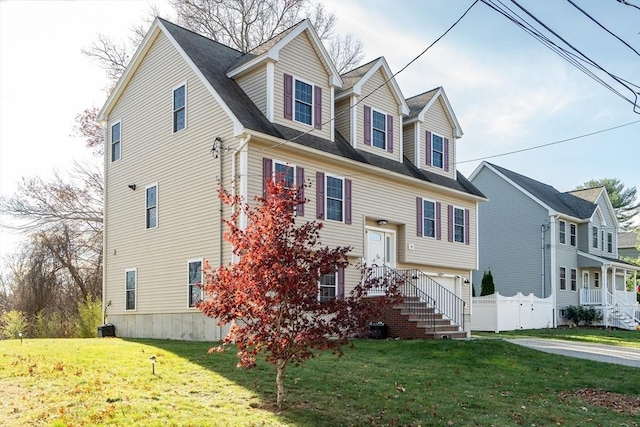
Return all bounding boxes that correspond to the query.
[426,131,449,171]
[432,134,444,168]
[372,110,387,149]
[284,74,322,129]
[294,80,313,125]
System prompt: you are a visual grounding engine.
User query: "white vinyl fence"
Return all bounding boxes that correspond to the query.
[472,292,553,332]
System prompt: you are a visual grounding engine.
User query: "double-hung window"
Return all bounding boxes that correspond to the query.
[326,176,344,222]
[319,272,337,302]
[432,134,444,168]
[453,207,465,243]
[570,268,577,291]
[592,226,598,248]
[173,84,186,132]
[570,224,576,247]
[111,121,121,162]
[274,161,295,189]
[559,267,567,291]
[607,233,612,253]
[594,272,600,288]
[423,200,436,238]
[146,184,158,229]
[294,79,313,125]
[125,268,137,310]
[559,221,566,244]
[188,259,203,308]
[372,110,386,150]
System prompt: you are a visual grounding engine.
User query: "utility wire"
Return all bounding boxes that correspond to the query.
[252,0,479,153]
[456,120,640,164]
[508,0,639,113]
[566,0,640,57]
[481,0,638,109]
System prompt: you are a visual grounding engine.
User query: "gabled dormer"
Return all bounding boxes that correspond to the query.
[568,187,620,256]
[227,20,342,142]
[403,87,462,180]
[334,57,409,163]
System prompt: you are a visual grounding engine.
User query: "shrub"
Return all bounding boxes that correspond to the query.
[33,311,76,338]
[565,305,602,326]
[480,269,495,296]
[0,310,29,339]
[76,296,102,338]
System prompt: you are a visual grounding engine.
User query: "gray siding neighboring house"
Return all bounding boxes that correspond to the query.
[470,162,639,330]
[618,230,640,260]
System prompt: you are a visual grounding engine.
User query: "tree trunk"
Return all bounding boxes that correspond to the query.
[276,359,286,410]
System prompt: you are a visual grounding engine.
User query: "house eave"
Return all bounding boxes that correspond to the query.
[244,128,486,202]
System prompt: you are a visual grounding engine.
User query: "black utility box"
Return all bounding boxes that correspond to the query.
[369,322,388,339]
[98,324,116,337]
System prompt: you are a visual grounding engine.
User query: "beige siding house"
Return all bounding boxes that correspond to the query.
[98,18,486,341]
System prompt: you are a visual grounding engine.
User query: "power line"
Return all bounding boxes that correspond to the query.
[253,0,480,153]
[481,0,638,110]
[456,120,640,164]
[566,0,640,57]
[508,0,639,113]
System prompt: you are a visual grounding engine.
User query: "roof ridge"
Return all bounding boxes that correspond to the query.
[340,56,381,76]
[406,87,441,101]
[158,17,244,55]
[245,18,307,55]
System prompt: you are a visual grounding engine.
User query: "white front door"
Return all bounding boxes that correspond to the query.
[582,271,589,290]
[366,228,395,268]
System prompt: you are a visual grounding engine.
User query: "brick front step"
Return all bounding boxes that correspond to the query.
[374,300,466,340]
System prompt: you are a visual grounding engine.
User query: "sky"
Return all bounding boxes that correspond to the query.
[1,0,639,263]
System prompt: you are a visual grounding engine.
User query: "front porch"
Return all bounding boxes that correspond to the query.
[577,253,639,330]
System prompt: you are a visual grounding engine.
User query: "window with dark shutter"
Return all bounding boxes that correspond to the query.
[316,172,325,219]
[284,74,293,120]
[314,86,322,129]
[387,115,394,153]
[364,106,371,145]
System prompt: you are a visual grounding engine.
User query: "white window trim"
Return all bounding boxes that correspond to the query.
[559,220,566,245]
[318,271,337,302]
[422,198,437,239]
[592,226,598,249]
[172,81,187,133]
[187,258,204,309]
[453,205,465,244]
[145,183,159,230]
[559,266,567,291]
[607,232,613,253]
[582,271,590,289]
[291,75,314,127]
[570,268,577,292]
[110,119,121,162]
[431,132,445,169]
[569,223,577,247]
[594,271,600,288]
[125,268,137,311]
[370,108,388,151]
[325,174,345,223]
[273,160,296,188]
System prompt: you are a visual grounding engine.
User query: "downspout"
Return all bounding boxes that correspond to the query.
[231,134,251,260]
[541,224,545,298]
[218,137,223,269]
[549,215,558,327]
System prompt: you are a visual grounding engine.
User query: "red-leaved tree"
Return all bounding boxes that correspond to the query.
[198,178,402,409]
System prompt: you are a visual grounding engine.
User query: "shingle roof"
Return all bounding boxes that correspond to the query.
[160,18,484,199]
[405,88,440,119]
[337,58,379,94]
[618,231,639,248]
[227,21,303,71]
[487,162,596,219]
[568,187,603,204]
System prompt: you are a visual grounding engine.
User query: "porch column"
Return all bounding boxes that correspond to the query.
[601,265,608,328]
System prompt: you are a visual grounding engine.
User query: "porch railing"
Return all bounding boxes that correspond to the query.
[579,289,602,305]
[364,266,465,331]
[607,291,640,325]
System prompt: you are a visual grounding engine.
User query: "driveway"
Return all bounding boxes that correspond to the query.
[504,338,640,368]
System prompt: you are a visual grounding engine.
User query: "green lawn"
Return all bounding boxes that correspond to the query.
[0,336,638,426]
[473,326,640,349]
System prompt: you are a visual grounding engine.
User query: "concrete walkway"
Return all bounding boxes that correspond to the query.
[504,338,640,368]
